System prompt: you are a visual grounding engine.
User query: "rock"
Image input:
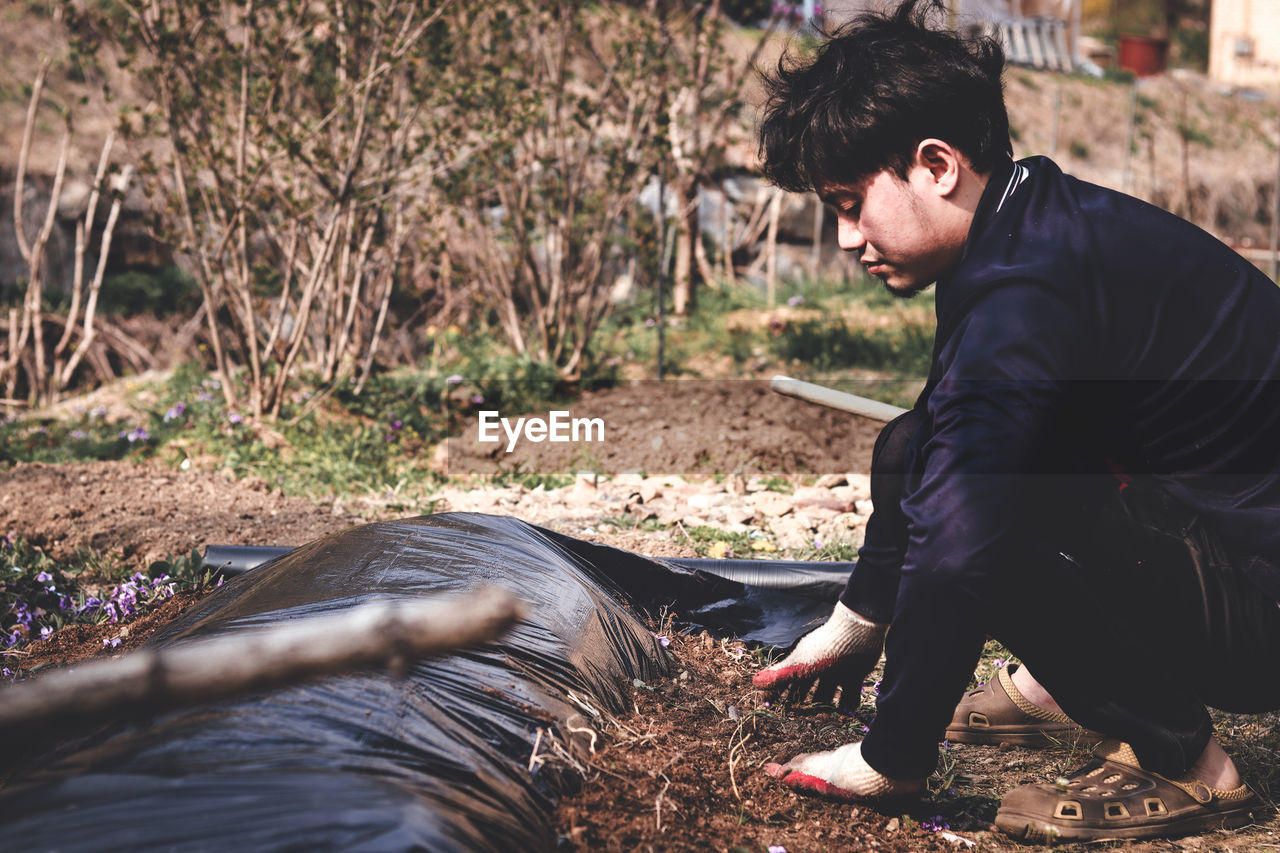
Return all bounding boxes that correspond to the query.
[792,486,832,503]
[568,478,598,505]
[639,481,663,503]
[688,491,730,511]
[814,473,847,489]
[655,506,684,526]
[795,497,856,515]
[830,485,856,502]
[627,504,659,522]
[771,515,815,549]
[790,511,822,530]
[750,491,792,518]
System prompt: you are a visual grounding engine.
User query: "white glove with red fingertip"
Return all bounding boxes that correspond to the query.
[751,602,887,709]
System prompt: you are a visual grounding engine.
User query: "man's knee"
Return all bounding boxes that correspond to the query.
[871,408,925,477]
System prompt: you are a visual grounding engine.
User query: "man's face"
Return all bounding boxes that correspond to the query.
[820,165,966,298]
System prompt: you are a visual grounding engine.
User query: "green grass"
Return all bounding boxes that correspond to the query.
[603,267,934,412]
[0,337,603,500]
[678,524,755,557]
[487,471,577,491]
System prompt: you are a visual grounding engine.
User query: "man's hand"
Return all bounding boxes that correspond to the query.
[752,602,887,709]
[765,741,925,801]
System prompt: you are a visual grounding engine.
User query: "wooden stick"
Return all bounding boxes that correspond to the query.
[0,587,523,739]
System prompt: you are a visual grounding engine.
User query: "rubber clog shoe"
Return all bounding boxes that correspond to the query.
[944,666,1102,747]
[995,740,1256,842]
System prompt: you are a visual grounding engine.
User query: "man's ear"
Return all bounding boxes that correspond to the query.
[914,139,962,197]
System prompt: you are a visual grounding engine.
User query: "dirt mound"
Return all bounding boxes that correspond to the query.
[445,380,884,476]
[0,461,363,565]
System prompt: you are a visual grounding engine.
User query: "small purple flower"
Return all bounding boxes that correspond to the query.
[652,634,671,648]
[196,390,214,402]
[36,571,52,583]
[164,403,186,422]
[993,657,1006,668]
[102,637,121,648]
[91,405,108,418]
[445,374,463,384]
[644,317,656,328]
[71,429,89,439]
[389,420,403,431]
[40,626,53,639]
[471,394,484,405]
[787,294,805,307]
[228,412,244,425]
[769,846,788,853]
[125,426,149,442]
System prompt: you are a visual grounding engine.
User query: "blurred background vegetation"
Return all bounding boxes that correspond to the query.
[0,0,1275,499]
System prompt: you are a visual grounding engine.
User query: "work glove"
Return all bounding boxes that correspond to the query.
[765,741,925,801]
[751,601,886,710]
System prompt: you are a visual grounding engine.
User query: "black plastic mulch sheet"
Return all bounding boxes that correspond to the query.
[0,512,843,852]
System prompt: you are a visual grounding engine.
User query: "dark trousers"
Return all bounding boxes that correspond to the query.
[844,410,1280,776]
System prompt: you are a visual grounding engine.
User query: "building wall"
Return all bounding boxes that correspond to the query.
[1209,0,1280,87]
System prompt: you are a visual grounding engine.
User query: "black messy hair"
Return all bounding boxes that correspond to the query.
[758,0,1011,193]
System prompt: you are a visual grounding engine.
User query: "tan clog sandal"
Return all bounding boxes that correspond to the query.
[944,665,1102,747]
[994,740,1257,842]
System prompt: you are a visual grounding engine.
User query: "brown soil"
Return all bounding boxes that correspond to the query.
[557,628,1280,853]
[0,460,367,567]
[445,379,883,477]
[12,591,202,673]
[2,381,1277,852]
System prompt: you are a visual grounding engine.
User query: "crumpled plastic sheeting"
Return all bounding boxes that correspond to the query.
[535,529,847,645]
[0,512,842,851]
[0,514,670,852]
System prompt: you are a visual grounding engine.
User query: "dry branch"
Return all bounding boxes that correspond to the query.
[0,586,524,741]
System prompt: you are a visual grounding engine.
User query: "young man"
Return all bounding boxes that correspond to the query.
[751,0,1280,842]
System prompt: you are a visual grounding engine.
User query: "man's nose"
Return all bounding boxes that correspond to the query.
[837,217,865,252]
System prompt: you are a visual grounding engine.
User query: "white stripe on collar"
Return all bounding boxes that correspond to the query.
[995,163,1029,213]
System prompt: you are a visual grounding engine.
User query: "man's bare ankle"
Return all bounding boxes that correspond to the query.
[1008,665,1066,715]
[1190,740,1241,790]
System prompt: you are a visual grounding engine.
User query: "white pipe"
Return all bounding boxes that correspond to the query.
[770,375,908,422]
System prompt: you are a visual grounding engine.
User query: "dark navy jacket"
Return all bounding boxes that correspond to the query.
[852,156,1280,778]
